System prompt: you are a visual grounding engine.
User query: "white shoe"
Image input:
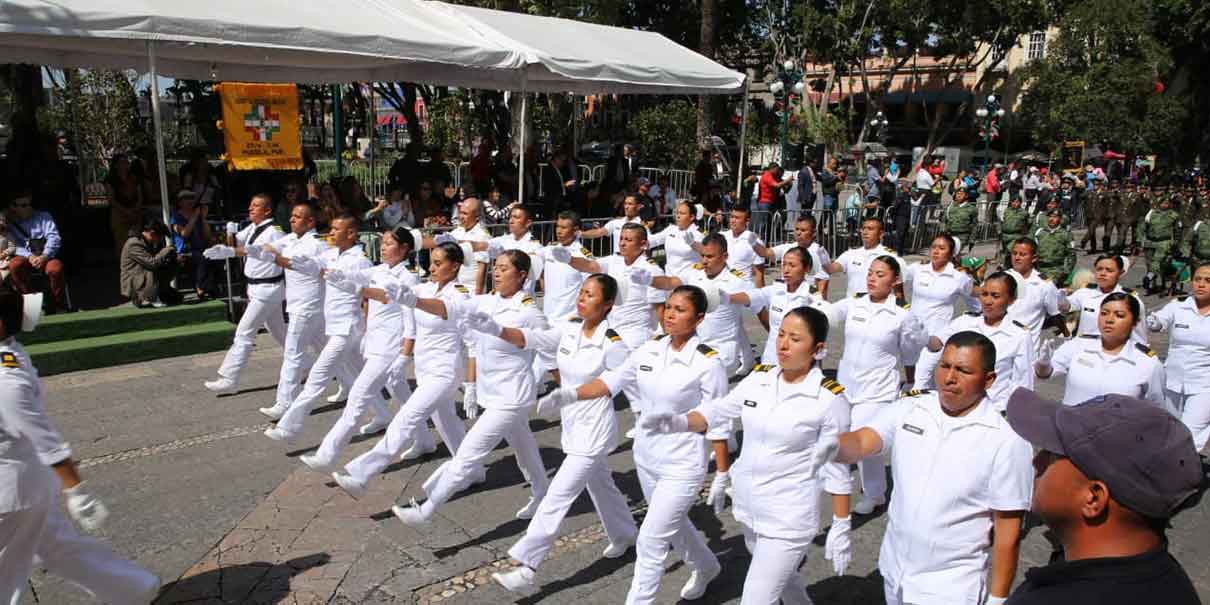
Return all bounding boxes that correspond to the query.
[258,404,287,420]
[516,495,543,520]
[625,426,637,440]
[602,537,635,558]
[400,440,437,460]
[491,566,538,595]
[679,561,721,600]
[391,498,429,527]
[299,453,335,474]
[358,418,390,436]
[327,384,348,404]
[469,466,488,486]
[853,495,886,515]
[332,472,368,500]
[263,427,297,444]
[204,377,238,395]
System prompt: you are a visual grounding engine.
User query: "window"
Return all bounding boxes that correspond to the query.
[1027,31,1047,61]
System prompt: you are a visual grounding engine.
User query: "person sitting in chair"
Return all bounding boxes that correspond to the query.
[5,187,68,313]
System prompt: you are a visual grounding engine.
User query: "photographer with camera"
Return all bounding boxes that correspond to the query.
[171,189,215,300]
[120,216,179,308]
[5,187,68,313]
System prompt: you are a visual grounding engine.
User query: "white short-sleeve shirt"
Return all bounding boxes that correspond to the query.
[1049,335,1167,408]
[1006,268,1061,356]
[680,264,755,373]
[319,245,373,336]
[450,222,490,291]
[412,280,472,382]
[1148,296,1210,393]
[904,261,979,335]
[748,281,818,364]
[602,216,643,251]
[834,294,922,404]
[721,229,765,284]
[834,244,901,298]
[278,230,327,316]
[539,240,592,321]
[597,254,666,335]
[1066,284,1148,344]
[450,290,548,410]
[771,241,830,283]
[237,219,286,300]
[928,313,1035,412]
[648,224,703,280]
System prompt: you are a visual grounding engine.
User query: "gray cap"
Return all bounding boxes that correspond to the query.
[1007,388,1204,519]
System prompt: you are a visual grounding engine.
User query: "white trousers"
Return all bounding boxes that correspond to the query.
[423,407,548,510]
[275,311,326,407]
[311,352,396,466]
[624,463,716,605]
[739,527,813,605]
[1168,389,1210,452]
[277,332,364,435]
[344,374,467,485]
[850,401,889,503]
[218,290,287,384]
[508,453,637,570]
[883,579,926,605]
[0,480,158,605]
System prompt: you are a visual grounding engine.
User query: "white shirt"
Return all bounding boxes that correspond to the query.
[771,241,830,283]
[523,317,630,457]
[539,240,591,320]
[929,313,1035,412]
[0,338,71,512]
[278,230,327,316]
[413,280,472,382]
[680,264,755,373]
[451,222,490,291]
[695,366,851,539]
[601,216,643,251]
[749,280,818,363]
[1067,284,1148,344]
[904,261,980,335]
[1050,336,1167,409]
[864,391,1034,604]
[648,224,703,280]
[603,334,729,477]
[649,184,677,211]
[1148,297,1210,393]
[319,245,373,336]
[1006,268,1061,356]
[834,294,923,404]
[597,254,666,335]
[452,290,548,410]
[360,261,418,356]
[914,167,935,190]
[236,219,285,299]
[834,244,901,298]
[721,229,765,284]
[487,231,544,292]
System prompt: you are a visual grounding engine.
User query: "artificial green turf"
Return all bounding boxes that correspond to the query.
[28,319,236,376]
[23,301,229,346]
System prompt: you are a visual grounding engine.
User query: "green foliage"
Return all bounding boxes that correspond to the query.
[793,104,850,154]
[39,69,147,162]
[425,93,488,159]
[628,99,699,168]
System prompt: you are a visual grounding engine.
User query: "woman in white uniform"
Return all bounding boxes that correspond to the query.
[1035,292,1166,408]
[643,306,855,604]
[391,250,551,523]
[648,201,704,280]
[831,256,924,514]
[546,286,731,603]
[749,247,819,364]
[912,271,1034,413]
[1064,254,1148,343]
[1146,262,1210,450]
[902,234,980,383]
[490,274,640,594]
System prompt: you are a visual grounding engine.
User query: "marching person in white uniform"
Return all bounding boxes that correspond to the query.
[756,214,832,298]
[647,201,704,280]
[490,274,640,595]
[821,332,1034,605]
[457,205,545,293]
[749,246,822,364]
[720,207,766,286]
[902,234,980,383]
[643,306,855,604]
[913,271,1035,413]
[333,242,475,496]
[0,289,160,604]
[822,216,902,299]
[391,250,551,523]
[1005,237,1064,358]
[1064,254,1148,343]
[580,195,644,252]
[1036,292,1166,409]
[830,255,924,514]
[1146,262,1210,450]
[536,210,594,384]
[203,194,287,394]
[449,197,491,294]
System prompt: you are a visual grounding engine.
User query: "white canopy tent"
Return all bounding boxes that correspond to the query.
[0,0,748,219]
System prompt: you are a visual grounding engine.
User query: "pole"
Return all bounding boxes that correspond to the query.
[780,88,789,167]
[333,85,343,177]
[147,41,171,226]
[369,85,376,194]
[518,89,528,205]
[736,78,751,200]
[572,94,580,165]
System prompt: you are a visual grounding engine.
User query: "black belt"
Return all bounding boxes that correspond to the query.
[246,274,284,285]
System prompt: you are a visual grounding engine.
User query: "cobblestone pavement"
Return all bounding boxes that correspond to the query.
[20,239,1210,605]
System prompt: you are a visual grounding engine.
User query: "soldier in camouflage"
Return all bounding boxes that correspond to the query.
[1142,193,1182,294]
[1181,204,1210,265]
[1078,179,1110,253]
[1118,183,1150,253]
[1034,196,1069,232]
[999,196,1030,266]
[944,189,978,254]
[1036,209,1075,286]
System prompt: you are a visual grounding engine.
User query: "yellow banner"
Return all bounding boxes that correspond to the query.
[218,83,302,171]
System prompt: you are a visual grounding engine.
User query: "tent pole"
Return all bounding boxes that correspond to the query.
[147,41,171,225]
[735,77,751,200]
[518,88,527,205]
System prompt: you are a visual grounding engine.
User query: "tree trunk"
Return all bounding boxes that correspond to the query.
[2,64,45,186]
[695,0,717,146]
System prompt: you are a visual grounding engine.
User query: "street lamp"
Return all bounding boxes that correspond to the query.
[770,59,804,166]
[869,110,889,145]
[975,94,1006,176]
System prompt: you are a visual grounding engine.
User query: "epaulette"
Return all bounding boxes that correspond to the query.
[1012,319,1027,329]
[884,247,896,254]
[752,363,774,372]
[820,377,845,395]
[1085,282,1098,289]
[273,225,284,232]
[966,311,981,316]
[692,262,704,270]
[1178,295,1189,302]
[653,333,668,341]
[0,351,18,369]
[696,343,718,358]
[580,246,594,258]
[1135,342,1157,357]
[1040,274,1053,282]
[453,284,469,294]
[1080,333,1099,339]
[1123,287,1137,295]
[902,388,930,398]
[855,292,867,298]
[647,257,659,266]
[521,295,535,306]
[605,329,622,343]
[896,297,910,309]
[730,268,745,278]
[567,315,583,323]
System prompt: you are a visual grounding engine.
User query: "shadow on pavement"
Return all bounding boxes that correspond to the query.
[154,553,331,604]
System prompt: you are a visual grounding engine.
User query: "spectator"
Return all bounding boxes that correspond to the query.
[422,147,454,192]
[605,143,638,195]
[866,159,882,195]
[412,180,447,228]
[818,158,841,234]
[634,180,658,221]
[468,140,495,196]
[387,142,422,194]
[274,178,305,227]
[120,216,178,308]
[179,150,223,212]
[541,152,578,218]
[1007,161,1023,202]
[493,147,519,204]
[106,154,143,259]
[365,186,414,230]
[797,159,817,214]
[755,161,793,238]
[337,175,372,216]
[649,174,678,216]
[843,179,863,232]
[5,188,67,313]
[1024,166,1043,212]
[0,214,15,280]
[170,190,214,300]
[691,148,713,200]
[984,165,1002,203]
[316,182,344,231]
[889,179,914,252]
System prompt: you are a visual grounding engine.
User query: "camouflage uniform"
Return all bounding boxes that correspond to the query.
[944,200,978,253]
[1000,202,1030,262]
[1078,181,1110,253]
[1118,186,1150,251]
[1035,223,1075,287]
[1142,200,1182,286]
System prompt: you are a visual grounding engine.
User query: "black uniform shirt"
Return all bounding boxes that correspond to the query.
[1006,548,1200,605]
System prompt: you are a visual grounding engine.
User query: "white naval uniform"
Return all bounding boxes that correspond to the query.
[833,294,923,505]
[913,313,1035,412]
[451,222,490,292]
[1049,335,1167,409]
[0,339,158,604]
[833,243,901,298]
[596,254,667,353]
[861,391,1033,605]
[721,229,765,284]
[1066,284,1149,344]
[1148,296,1210,449]
[693,365,852,605]
[536,240,591,373]
[486,231,545,293]
[276,245,376,436]
[600,216,644,251]
[648,224,703,280]
[769,240,830,285]
[344,280,473,486]
[419,290,551,512]
[680,263,757,374]
[507,318,638,570]
[216,219,287,384]
[903,261,980,338]
[601,335,729,605]
[273,229,330,409]
[1006,268,1061,358]
[748,280,818,364]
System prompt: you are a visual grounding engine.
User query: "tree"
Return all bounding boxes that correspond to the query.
[629,99,699,168]
[695,0,717,147]
[40,68,147,163]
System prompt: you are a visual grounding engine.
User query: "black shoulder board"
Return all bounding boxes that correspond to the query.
[453,284,470,293]
[647,257,659,265]
[1012,319,1026,329]
[965,311,981,316]
[580,246,594,258]
[752,363,774,372]
[605,329,622,343]
[696,343,718,358]
[1085,282,1098,289]
[855,292,867,298]
[568,315,584,323]
[0,352,17,368]
[896,297,910,309]
[521,296,535,306]
[820,377,845,394]
[653,333,668,341]
[1135,342,1157,357]
[1080,334,1099,339]
[902,388,931,398]
[1177,295,1189,302]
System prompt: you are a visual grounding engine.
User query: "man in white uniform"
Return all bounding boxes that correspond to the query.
[461,205,545,293]
[1005,237,1066,357]
[757,214,832,297]
[203,194,287,394]
[537,210,593,383]
[822,216,902,299]
[581,195,644,252]
[449,197,491,294]
[720,207,766,287]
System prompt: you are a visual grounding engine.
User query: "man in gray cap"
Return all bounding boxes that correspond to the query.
[1004,388,1205,604]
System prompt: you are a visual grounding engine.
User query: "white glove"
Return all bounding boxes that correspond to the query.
[462,382,480,420]
[243,244,269,261]
[64,482,110,532]
[681,230,696,247]
[985,596,1008,605]
[202,244,236,260]
[434,232,457,245]
[549,245,572,264]
[289,255,318,275]
[386,355,412,388]
[706,471,730,515]
[639,411,689,434]
[346,270,371,290]
[825,516,853,575]
[323,268,347,285]
[536,386,577,418]
[1145,312,1164,333]
[1036,338,1057,369]
[225,221,240,235]
[628,265,653,286]
[809,434,840,479]
[486,240,505,258]
[467,310,503,336]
